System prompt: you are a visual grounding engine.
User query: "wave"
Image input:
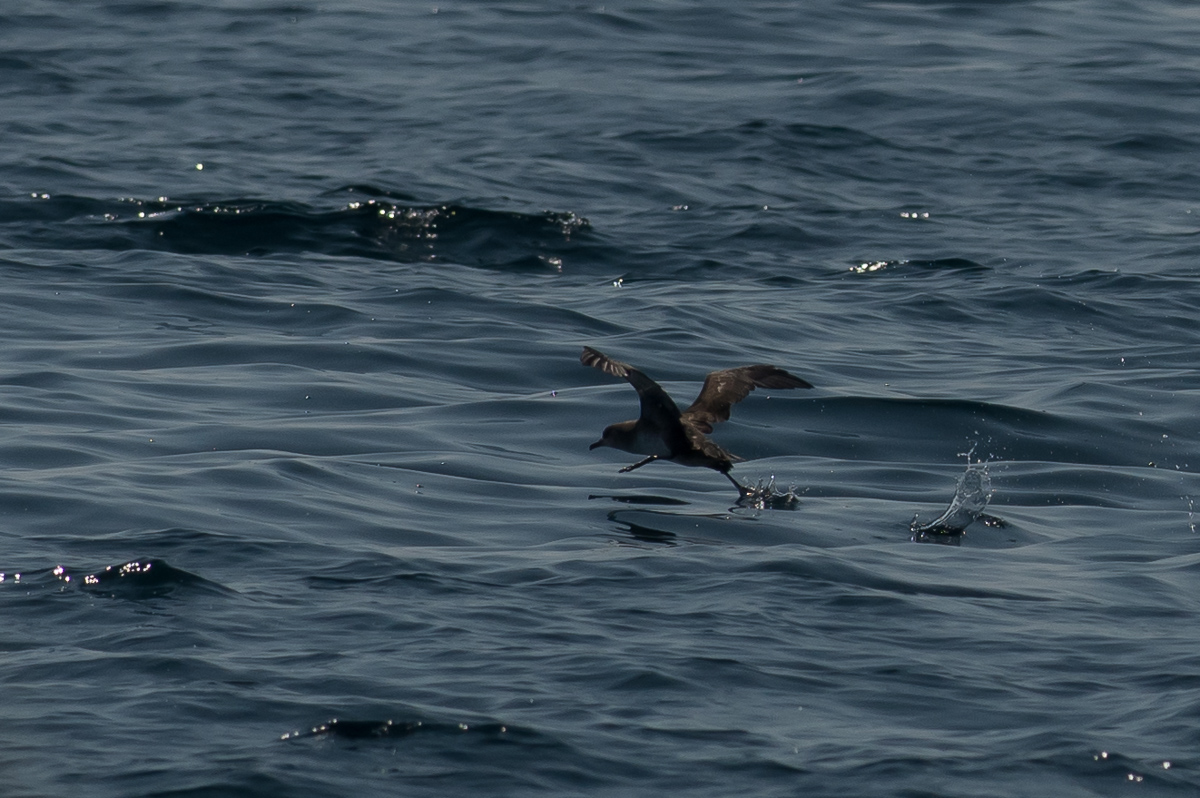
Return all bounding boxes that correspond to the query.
[280,716,524,742]
[51,558,228,599]
[0,185,594,270]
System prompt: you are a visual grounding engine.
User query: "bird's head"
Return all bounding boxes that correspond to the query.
[589,426,614,450]
[589,421,635,452]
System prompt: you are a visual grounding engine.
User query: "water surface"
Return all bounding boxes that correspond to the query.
[2,1,1200,795]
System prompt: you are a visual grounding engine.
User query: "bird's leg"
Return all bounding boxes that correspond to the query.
[619,455,659,473]
[723,470,752,497]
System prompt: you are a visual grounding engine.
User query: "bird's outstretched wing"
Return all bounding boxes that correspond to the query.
[683,423,743,466]
[580,346,683,424]
[682,365,812,434]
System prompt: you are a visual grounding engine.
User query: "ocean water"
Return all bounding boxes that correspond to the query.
[3,1,1200,795]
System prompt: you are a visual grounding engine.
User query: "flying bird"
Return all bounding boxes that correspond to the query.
[580,346,812,493]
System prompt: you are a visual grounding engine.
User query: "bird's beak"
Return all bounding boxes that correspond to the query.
[589,439,604,450]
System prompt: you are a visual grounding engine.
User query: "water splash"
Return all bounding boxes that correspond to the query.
[911,459,993,540]
[735,475,801,511]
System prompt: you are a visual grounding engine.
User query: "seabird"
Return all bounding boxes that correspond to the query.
[581,346,812,493]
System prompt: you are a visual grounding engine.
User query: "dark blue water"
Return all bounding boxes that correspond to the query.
[3,1,1200,795]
